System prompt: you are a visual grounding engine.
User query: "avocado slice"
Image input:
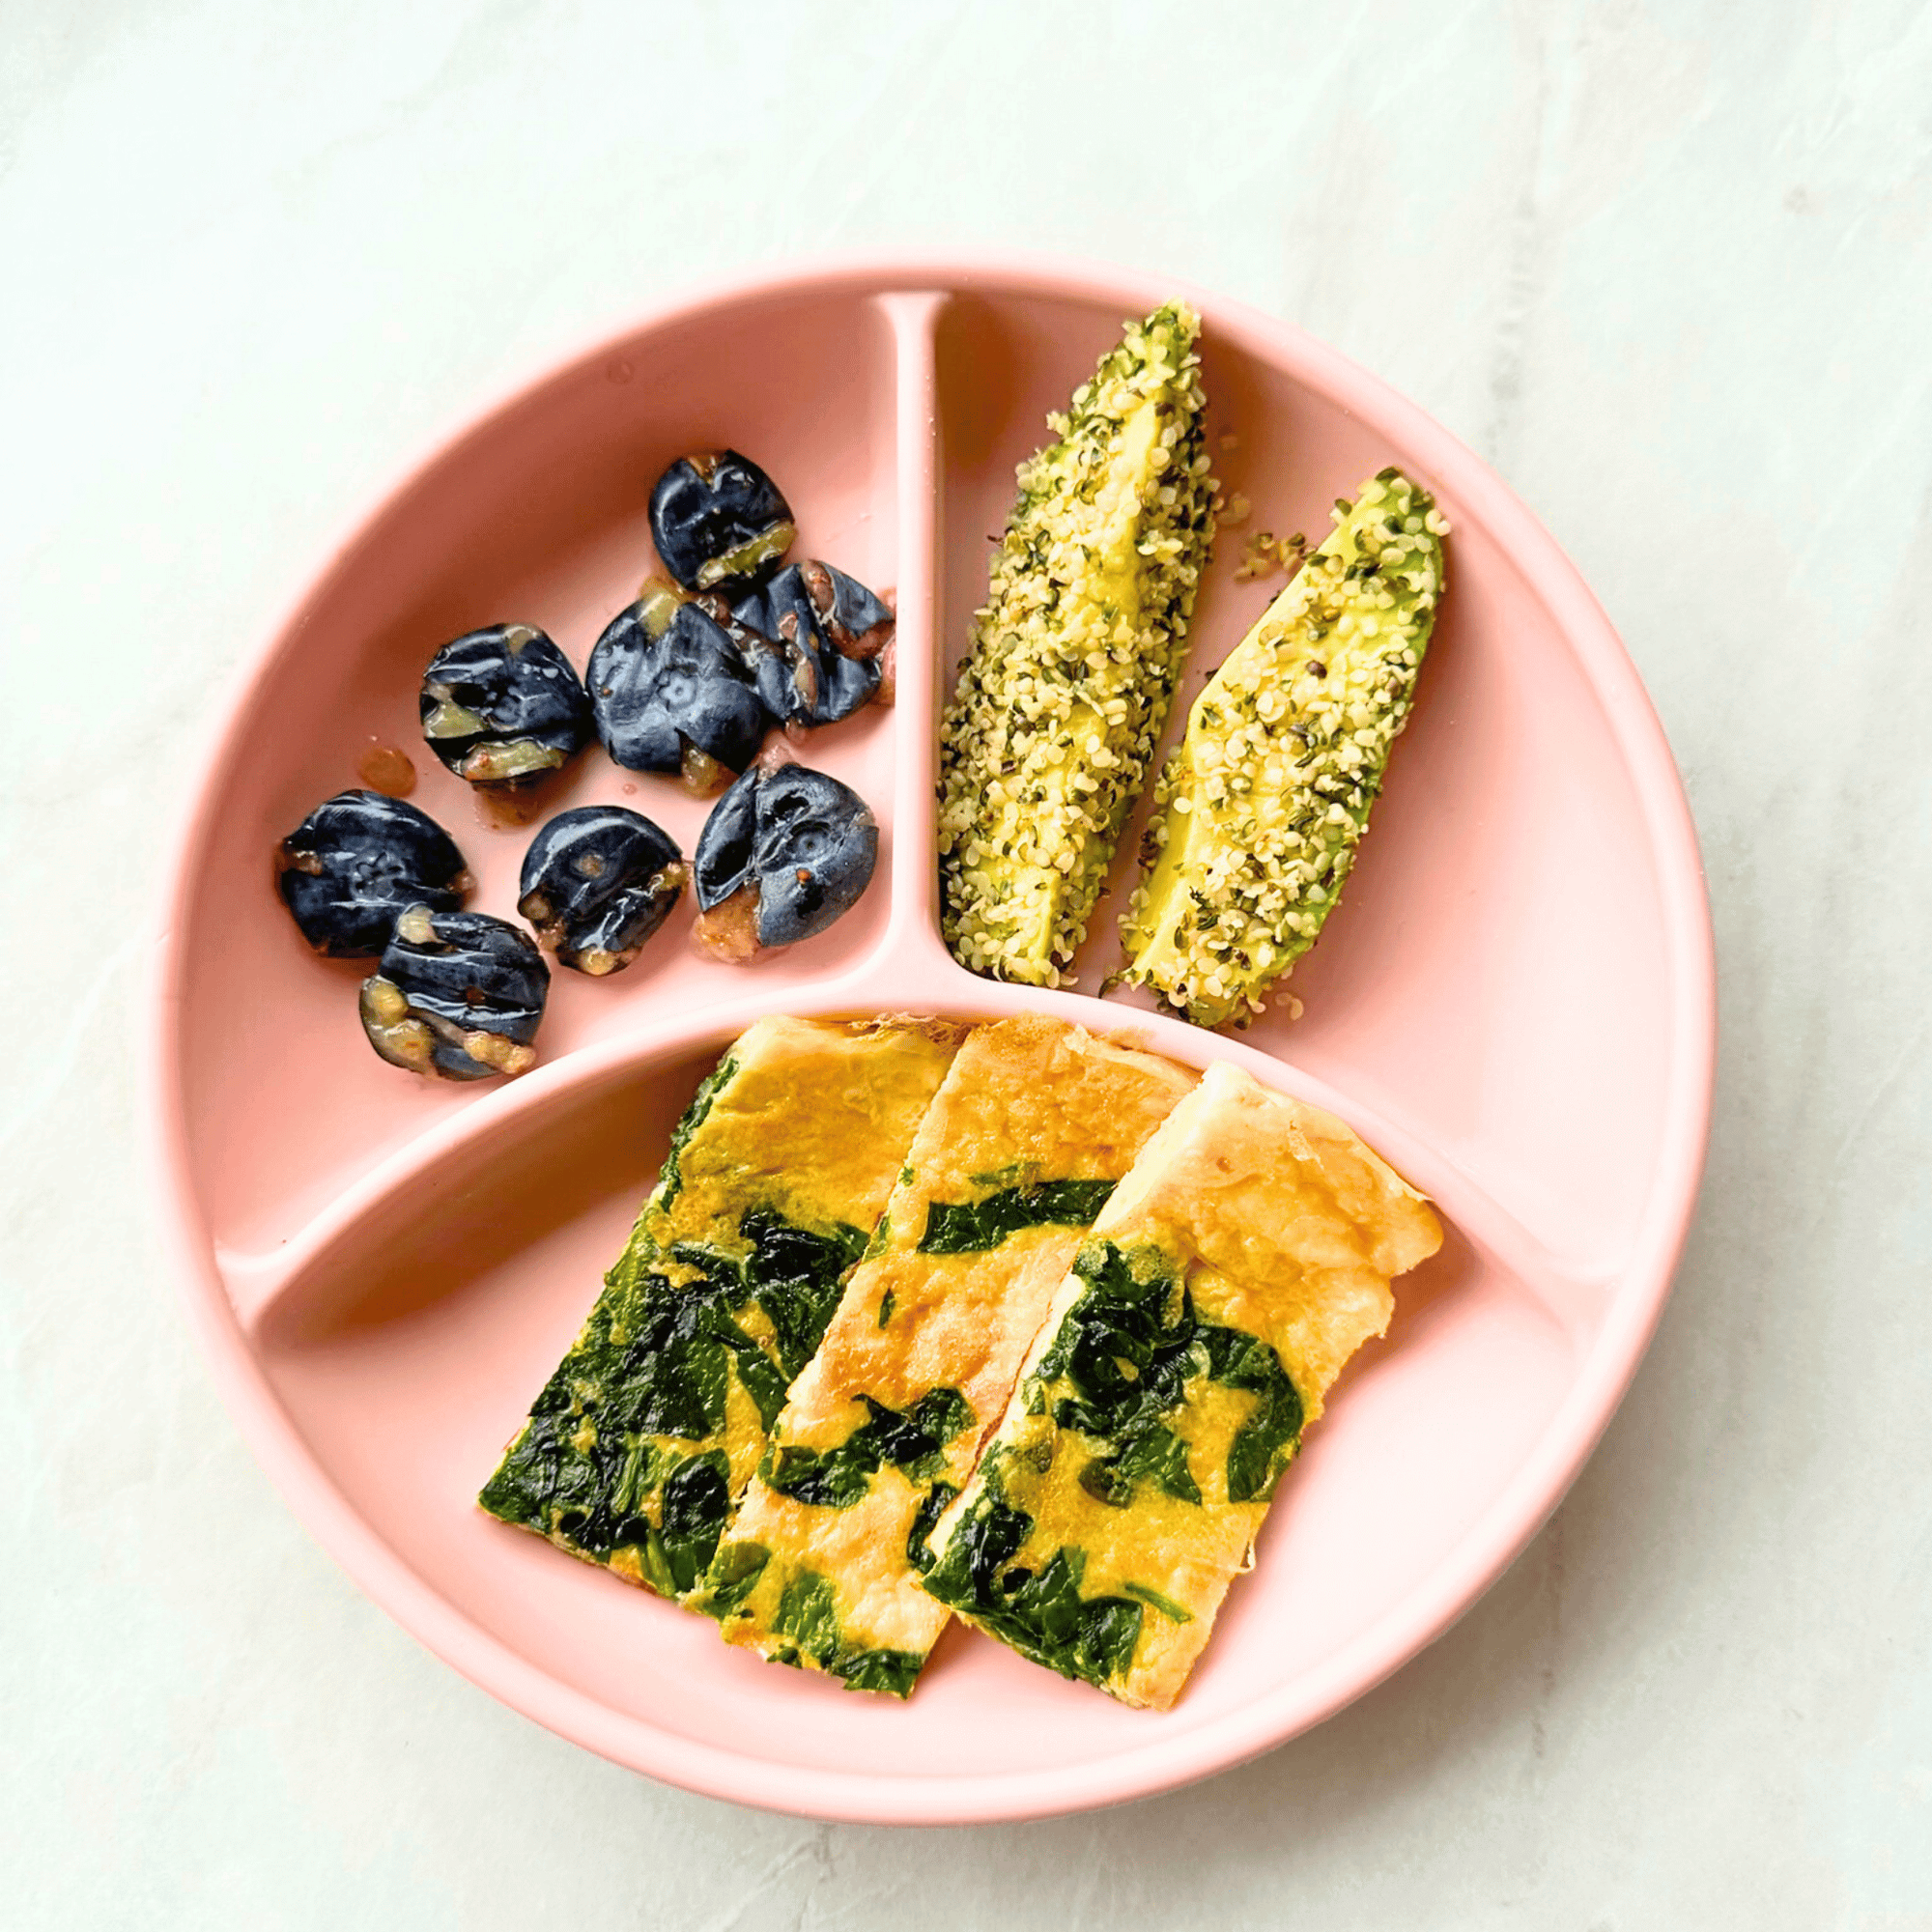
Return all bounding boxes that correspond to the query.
[1117,469,1446,1028]
[938,303,1218,985]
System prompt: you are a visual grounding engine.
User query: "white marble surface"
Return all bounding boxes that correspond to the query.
[4,1,1929,1923]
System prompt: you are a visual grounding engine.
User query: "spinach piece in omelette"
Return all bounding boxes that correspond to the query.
[1043,1241,1305,1506]
[920,1460,1146,1687]
[918,1179,1117,1255]
[656,1451,732,1595]
[699,1538,770,1617]
[762,1387,974,1508]
[772,1571,841,1668]
[478,1204,867,1583]
[920,1241,1309,1689]
[1199,1323,1307,1505]
[1077,1422,1199,1508]
[903,1480,959,1574]
[656,1053,736,1208]
[672,1208,867,1380]
[1122,1580,1193,1625]
[833,1648,923,1697]
[768,1571,923,1696]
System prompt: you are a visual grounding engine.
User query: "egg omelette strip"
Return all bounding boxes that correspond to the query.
[693,1014,1196,1695]
[919,1060,1442,1710]
[479,1014,961,1601]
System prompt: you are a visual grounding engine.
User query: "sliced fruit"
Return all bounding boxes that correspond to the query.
[938,303,1217,986]
[1118,469,1447,1028]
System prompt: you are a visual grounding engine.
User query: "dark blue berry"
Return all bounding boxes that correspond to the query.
[275,790,469,957]
[419,624,593,789]
[692,755,878,960]
[649,449,795,593]
[518,806,687,976]
[359,908,550,1081]
[710,559,894,729]
[586,582,770,794]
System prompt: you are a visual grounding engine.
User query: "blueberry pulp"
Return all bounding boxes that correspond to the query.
[586,585,769,791]
[712,560,893,728]
[649,450,795,593]
[419,624,594,788]
[692,758,878,958]
[275,789,470,957]
[518,806,687,976]
[359,908,550,1081]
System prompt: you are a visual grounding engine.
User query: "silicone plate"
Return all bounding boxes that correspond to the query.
[147,258,1714,1824]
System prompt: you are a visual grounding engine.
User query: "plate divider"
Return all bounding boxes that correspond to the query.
[872,288,955,980]
[216,986,865,1334]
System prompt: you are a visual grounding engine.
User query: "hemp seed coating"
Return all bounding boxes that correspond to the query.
[1117,469,1447,1029]
[937,303,1218,985]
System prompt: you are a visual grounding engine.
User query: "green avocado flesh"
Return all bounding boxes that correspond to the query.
[1119,469,1445,1028]
[936,303,1218,985]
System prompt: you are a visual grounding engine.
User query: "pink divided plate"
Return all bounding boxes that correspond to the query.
[146,257,1715,1824]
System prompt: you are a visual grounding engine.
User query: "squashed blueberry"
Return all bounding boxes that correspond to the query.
[691,749,878,962]
[704,559,895,729]
[518,806,688,977]
[275,789,470,957]
[419,624,594,789]
[649,449,795,593]
[359,907,550,1081]
[586,581,770,794]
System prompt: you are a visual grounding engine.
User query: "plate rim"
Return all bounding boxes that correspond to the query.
[143,248,1717,1824]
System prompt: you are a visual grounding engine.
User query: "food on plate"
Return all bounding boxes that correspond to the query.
[1116,469,1446,1028]
[479,1016,961,1599]
[274,789,470,956]
[284,444,895,1062]
[1232,526,1309,582]
[418,624,594,790]
[649,449,796,593]
[694,1014,1196,1695]
[517,806,688,976]
[586,582,770,795]
[920,1060,1441,1708]
[705,559,895,728]
[937,302,1218,987]
[358,906,550,1080]
[691,748,877,962]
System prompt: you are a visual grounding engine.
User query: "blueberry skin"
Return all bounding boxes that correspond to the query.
[586,591,769,782]
[693,760,878,952]
[359,908,550,1081]
[518,806,687,975]
[649,450,795,593]
[721,561,892,728]
[419,624,593,788]
[275,789,469,957]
